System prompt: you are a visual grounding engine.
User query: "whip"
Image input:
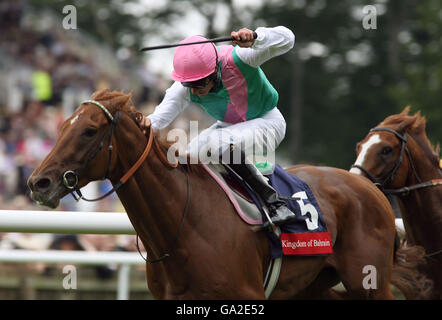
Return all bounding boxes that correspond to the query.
[140,32,257,51]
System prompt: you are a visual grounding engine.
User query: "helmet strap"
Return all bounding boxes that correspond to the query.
[210,46,222,92]
[209,65,222,92]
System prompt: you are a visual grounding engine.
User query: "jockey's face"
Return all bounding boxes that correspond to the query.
[191,79,214,97]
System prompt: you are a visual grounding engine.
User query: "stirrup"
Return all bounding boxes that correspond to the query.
[262,203,296,228]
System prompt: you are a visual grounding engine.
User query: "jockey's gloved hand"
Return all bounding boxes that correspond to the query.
[231,28,256,48]
[139,116,151,136]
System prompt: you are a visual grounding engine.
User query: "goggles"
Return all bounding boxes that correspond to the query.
[181,76,212,89]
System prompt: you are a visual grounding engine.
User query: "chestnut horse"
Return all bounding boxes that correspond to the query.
[351,107,441,299]
[28,90,426,299]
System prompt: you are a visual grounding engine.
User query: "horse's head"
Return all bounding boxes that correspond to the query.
[28,89,143,208]
[350,106,437,188]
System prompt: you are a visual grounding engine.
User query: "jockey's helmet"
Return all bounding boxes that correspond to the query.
[171,35,218,87]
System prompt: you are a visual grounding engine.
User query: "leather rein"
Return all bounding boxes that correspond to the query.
[62,100,189,263]
[351,127,442,258]
[351,127,442,196]
[62,100,178,200]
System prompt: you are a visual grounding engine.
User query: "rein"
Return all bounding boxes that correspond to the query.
[351,127,442,196]
[136,171,191,263]
[63,100,178,201]
[62,100,188,263]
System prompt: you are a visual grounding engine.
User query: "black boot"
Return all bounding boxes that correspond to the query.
[221,146,296,227]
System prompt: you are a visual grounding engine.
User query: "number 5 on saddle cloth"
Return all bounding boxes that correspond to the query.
[213,146,333,259]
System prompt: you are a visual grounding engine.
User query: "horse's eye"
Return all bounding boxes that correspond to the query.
[381,146,392,155]
[83,128,97,137]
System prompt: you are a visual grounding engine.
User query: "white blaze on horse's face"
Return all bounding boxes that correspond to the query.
[70,110,84,125]
[350,134,381,175]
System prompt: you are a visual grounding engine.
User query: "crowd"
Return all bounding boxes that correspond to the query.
[0,1,153,279]
[0,0,214,285]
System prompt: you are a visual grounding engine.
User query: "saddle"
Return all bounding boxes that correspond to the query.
[203,163,268,225]
[202,162,333,298]
[202,162,333,257]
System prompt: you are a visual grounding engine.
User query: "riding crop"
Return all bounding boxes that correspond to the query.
[140,32,257,51]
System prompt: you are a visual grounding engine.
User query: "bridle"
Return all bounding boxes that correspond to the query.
[62,100,118,201]
[352,127,442,259]
[62,100,189,263]
[62,100,179,200]
[351,127,442,196]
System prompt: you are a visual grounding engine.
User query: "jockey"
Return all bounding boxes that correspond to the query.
[141,26,296,227]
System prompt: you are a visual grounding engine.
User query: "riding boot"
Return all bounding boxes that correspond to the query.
[221,146,296,227]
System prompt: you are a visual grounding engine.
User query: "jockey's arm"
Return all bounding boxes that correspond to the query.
[141,26,294,134]
[145,81,190,132]
[235,26,295,68]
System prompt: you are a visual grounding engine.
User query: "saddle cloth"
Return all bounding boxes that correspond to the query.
[202,163,333,259]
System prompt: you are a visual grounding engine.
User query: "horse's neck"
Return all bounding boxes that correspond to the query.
[398,140,442,249]
[409,138,441,182]
[111,118,189,258]
[405,139,441,208]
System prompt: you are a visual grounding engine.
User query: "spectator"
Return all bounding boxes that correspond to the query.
[0,0,25,30]
[0,4,209,284]
[77,234,119,279]
[49,234,84,251]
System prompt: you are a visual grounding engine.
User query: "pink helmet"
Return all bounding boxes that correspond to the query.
[171,35,218,82]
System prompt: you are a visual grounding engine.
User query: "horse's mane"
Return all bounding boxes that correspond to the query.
[90,88,207,175]
[378,106,440,167]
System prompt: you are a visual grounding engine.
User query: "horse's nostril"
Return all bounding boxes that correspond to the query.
[35,178,51,191]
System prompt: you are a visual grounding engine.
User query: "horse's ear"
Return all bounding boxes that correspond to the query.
[397,114,419,133]
[391,105,420,133]
[410,110,427,134]
[91,88,111,100]
[400,106,411,115]
[108,94,131,110]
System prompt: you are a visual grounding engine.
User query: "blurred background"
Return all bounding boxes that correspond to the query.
[0,0,440,299]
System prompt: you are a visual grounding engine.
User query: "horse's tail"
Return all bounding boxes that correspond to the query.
[390,234,433,299]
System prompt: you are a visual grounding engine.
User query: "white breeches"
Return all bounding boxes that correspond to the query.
[187,107,286,163]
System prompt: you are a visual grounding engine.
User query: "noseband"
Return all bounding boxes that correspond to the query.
[351,127,442,196]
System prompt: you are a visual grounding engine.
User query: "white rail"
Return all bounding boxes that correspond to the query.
[395,218,405,238]
[0,249,144,265]
[0,210,405,235]
[0,210,141,300]
[0,210,135,234]
[0,250,146,300]
[0,210,406,300]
